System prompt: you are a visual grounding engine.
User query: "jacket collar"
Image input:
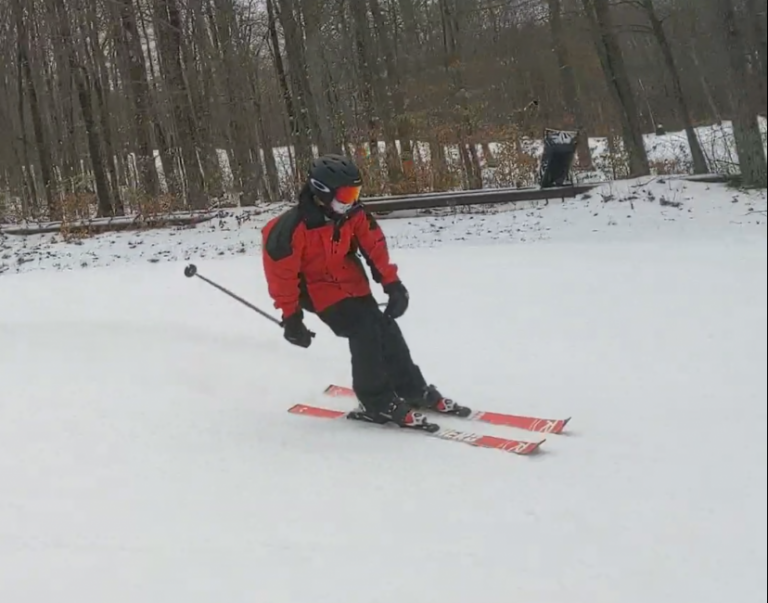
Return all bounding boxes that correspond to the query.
[297,184,330,229]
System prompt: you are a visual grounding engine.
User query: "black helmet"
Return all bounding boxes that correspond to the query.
[307,154,362,205]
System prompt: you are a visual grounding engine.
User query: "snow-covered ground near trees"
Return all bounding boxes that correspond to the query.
[576,117,767,179]
[1,175,764,275]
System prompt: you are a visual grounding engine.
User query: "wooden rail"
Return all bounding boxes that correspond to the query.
[0,174,727,236]
[0,210,221,236]
[360,184,598,213]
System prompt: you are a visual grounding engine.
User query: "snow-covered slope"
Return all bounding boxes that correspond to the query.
[1,177,765,275]
[0,180,766,602]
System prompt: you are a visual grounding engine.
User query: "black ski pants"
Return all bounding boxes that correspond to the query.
[318,295,426,412]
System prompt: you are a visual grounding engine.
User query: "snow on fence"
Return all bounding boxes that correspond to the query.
[0,210,222,236]
[0,174,731,237]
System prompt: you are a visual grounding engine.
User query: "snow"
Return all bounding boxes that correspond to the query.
[1,176,765,275]
[576,117,767,179]
[0,177,766,602]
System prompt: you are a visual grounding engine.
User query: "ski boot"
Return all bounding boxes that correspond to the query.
[417,384,472,418]
[348,396,438,432]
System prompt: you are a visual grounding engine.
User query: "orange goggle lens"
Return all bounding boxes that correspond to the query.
[334,185,361,204]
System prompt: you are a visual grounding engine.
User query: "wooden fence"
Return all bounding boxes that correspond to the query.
[0,174,727,236]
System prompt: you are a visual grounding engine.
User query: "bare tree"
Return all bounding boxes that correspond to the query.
[716,0,767,187]
[583,0,650,177]
[0,0,763,224]
[639,0,708,174]
[12,0,57,218]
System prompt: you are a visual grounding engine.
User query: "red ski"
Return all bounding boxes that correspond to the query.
[323,384,571,435]
[288,404,544,455]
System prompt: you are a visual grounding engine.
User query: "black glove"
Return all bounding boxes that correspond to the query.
[282,312,314,348]
[383,281,409,319]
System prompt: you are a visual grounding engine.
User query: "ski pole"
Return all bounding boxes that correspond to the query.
[183,263,284,327]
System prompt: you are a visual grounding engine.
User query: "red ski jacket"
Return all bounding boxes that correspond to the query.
[261,189,399,318]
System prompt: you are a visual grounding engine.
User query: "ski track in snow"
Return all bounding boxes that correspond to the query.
[0,176,766,602]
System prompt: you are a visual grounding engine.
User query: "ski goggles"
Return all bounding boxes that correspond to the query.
[333,185,362,205]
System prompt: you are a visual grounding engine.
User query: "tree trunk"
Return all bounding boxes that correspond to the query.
[582,0,650,177]
[183,2,224,200]
[299,0,338,154]
[641,0,708,174]
[687,38,722,123]
[548,0,593,169]
[117,0,160,200]
[439,0,482,189]
[368,0,412,190]
[744,0,767,112]
[155,0,207,209]
[210,0,266,205]
[13,0,57,218]
[50,0,113,217]
[717,0,767,187]
[396,0,421,73]
[270,0,313,181]
[349,0,383,182]
[84,0,124,214]
[0,72,32,214]
[13,63,38,215]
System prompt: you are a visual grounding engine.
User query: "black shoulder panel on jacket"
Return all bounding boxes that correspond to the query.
[265,207,302,261]
[364,209,381,232]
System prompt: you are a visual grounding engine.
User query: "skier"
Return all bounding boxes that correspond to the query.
[261,154,469,429]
